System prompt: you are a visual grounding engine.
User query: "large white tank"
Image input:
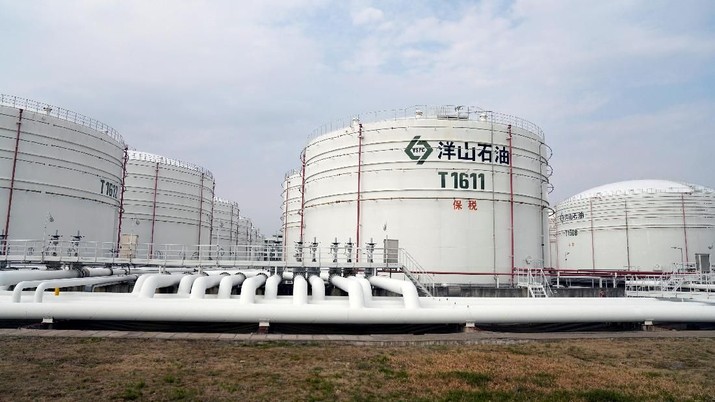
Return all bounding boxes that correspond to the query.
[301,106,552,285]
[280,169,302,257]
[0,95,126,243]
[211,197,240,249]
[120,151,214,251]
[554,180,715,272]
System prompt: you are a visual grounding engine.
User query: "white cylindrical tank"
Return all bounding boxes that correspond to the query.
[554,180,715,272]
[301,106,552,285]
[281,169,302,261]
[211,197,240,249]
[120,151,214,252]
[0,95,125,243]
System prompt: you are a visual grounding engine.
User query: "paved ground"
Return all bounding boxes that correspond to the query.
[1,327,714,346]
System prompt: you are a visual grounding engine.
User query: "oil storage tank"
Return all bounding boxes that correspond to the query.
[120,151,214,253]
[211,197,240,249]
[0,94,126,243]
[300,106,552,285]
[281,169,302,260]
[554,180,715,272]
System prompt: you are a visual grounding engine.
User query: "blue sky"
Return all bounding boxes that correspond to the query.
[2,0,714,235]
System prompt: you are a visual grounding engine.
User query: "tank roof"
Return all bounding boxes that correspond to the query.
[308,105,544,141]
[128,150,213,179]
[1,94,125,146]
[214,197,239,206]
[564,179,715,202]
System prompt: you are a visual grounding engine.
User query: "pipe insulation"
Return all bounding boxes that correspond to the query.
[309,275,325,302]
[137,274,185,299]
[368,276,420,309]
[239,274,267,305]
[190,275,226,299]
[293,274,308,305]
[217,273,246,299]
[0,297,713,324]
[330,276,364,309]
[264,274,282,300]
[11,275,139,303]
[178,274,205,297]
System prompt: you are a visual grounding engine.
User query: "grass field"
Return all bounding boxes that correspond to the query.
[0,336,713,401]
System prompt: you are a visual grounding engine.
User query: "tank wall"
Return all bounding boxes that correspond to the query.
[302,117,550,285]
[121,157,214,247]
[281,171,302,260]
[212,199,240,248]
[555,191,715,271]
[0,105,124,242]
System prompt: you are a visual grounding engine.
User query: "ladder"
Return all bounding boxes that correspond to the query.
[528,284,548,298]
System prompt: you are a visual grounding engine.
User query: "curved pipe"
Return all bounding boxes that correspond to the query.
[138,274,185,299]
[369,276,420,309]
[264,274,282,300]
[293,274,308,305]
[217,273,246,299]
[32,276,139,303]
[1,269,79,287]
[239,274,267,305]
[178,274,205,297]
[308,275,325,302]
[11,275,138,303]
[330,275,364,309]
[351,276,373,307]
[189,275,226,299]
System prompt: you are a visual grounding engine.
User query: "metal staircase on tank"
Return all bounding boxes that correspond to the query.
[397,249,435,297]
[516,262,553,298]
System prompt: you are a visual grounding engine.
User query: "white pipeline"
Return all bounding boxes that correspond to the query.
[178,274,205,297]
[264,274,282,300]
[137,274,185,299]
[239,274,267,305]
[369,276,420,309]
[309,275,325,302]
[217,273,246,299]
[293,275,308,305]
[330,275,364,309]
[1,297,713,324]
[190,275,226,299]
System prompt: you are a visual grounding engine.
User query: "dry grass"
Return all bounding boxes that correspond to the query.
[0,337,713,401]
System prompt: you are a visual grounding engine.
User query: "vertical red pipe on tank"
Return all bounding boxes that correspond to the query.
[355,123,364,262]
[3,109,23,248]
[283,173,289,251]
[624,200,631,270]
[115,147,129,255]
[299,150,307,244]
[589,197,596,270]
[149,161,160,256]
[681,193,689,264]
[197,173,205,245]
[209,181,216,247]
[508,124,515,283]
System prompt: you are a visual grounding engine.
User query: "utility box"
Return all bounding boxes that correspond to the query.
[384,238,398,264]
[119,233,138,258]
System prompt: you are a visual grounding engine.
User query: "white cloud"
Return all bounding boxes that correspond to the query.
[352,6,384,26]
[1,0,714,233]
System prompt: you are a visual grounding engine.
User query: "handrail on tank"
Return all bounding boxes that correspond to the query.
[127,150,214,179]
[307,105,545,141]
[0,94,125,146]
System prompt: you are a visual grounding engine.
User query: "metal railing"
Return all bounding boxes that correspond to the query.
[0,93,125,145]
[308,105,545,141]
[625,266,715,299]
[127,150,214,179]
[0,239,435,296]
[515,266,553,297]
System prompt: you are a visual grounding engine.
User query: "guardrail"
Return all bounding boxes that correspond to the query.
[308,105,545,141]
[0,93,125,145]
